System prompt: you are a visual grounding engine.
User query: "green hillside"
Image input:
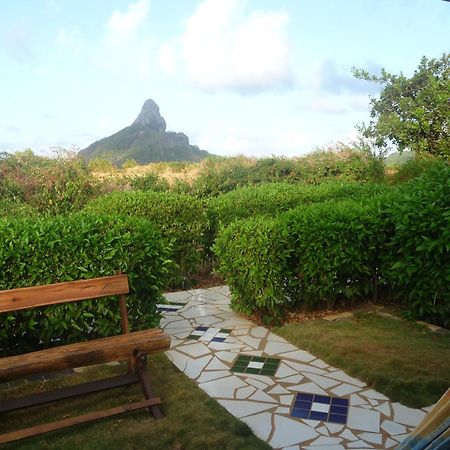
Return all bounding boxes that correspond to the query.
[79,99,210,165]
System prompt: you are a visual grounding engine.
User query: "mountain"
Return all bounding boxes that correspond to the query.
[79,99,211,165]
[384,151,415,167]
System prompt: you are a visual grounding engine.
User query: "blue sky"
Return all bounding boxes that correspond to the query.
[1,0,449,157]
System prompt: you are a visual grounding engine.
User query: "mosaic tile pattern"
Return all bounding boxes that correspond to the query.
[291,392,349,424]
[159,286,430,450]
[156,302,186,312]
[232,355,280,376]
[187,326,232,343]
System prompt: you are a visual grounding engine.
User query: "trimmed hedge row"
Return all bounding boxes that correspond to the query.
[0,214,172,356]
[83,191,208,284]
[214,163,449,327]
[208,181,388,230]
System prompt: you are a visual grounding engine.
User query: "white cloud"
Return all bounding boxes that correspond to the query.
[274,129,312,156]
[180,0,293,93]
[105,0,149,40]
[158,42,177,75]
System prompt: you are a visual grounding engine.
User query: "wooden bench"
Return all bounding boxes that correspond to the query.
[0,274,171,445]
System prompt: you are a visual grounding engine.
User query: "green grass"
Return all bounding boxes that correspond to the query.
[0,354,271,450]
[273,312,450,408]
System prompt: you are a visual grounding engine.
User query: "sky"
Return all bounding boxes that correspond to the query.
[1,0,449,158]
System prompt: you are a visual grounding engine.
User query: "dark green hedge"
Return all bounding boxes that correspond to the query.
[83,191,209,284]
[214,163,449,327]
[0,214,172,356]
[383,163,450,327]
[208,181,388,230]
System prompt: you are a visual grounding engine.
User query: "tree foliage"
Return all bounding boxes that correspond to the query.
[354,54,449,158]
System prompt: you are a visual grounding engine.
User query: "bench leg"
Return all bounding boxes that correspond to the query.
[135,352,163,420]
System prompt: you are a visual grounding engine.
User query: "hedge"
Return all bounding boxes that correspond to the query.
[83,191,209,284]
[0,214,172,356]
[214,163,449,327]
[208,181,388,231]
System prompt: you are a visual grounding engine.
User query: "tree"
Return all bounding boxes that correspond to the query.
[353,53,449,159]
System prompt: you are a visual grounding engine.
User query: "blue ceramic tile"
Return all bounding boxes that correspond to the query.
[291,408,309,419]
[196,326,208,331]
[290,392,348,425]
[211,337,226,342]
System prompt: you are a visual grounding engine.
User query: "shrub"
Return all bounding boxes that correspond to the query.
[83,191,209,284]
[214,198,389,319]
[383,162,450,327]
[129,172,170,192]
[0,214,172,356]
[0,198,39,218]
[213,216,289,323]
[208,181,388,230]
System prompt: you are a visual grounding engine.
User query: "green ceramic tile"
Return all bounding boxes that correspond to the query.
[232,366,246,373]
[245,368,260,375]
[260,368,276,376]
[252,356,266,363]
[188,335,200,340]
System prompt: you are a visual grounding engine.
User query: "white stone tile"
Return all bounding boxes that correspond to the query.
[283,360,328,375]
[282,446,299,450]
[231,328,249,336]
[340,429,358,441]
[347,407,380,433]
[207,342,244,351]
[288,382,328,395]
[205,356,230,371]
[177,342,211,358]
[268,384,290,395]
[264,341,298,355]
[392,433,410,443]
[240,350,264,356]
[164,291,192,302]
[375,401,391,417]
[249,389,278,403]
[240,412,273,441]
[367,398,378,406]
[359,389,389,401]
[275,362,298,383]
[324,370,366,387]
[235,385,257,399]
[324,423,344,433]
[165,319,193,330]
[197,370,229,383]
[236,335,262,349]
[269,414,319,448]
[347,439,374,448]
[276,406,290,414]
[304,373,341,389]
[303,419,321,428]
[250,326,269,338]
[184,354,212,379]
[267,333,289,343]
[241,373,275,385]
[350,394,369,407]
[311,402,331,413]
[311,359,330,369]
[279,374,304,384]
[217,399,276,418]
[199,375,246,398]
[317,425,330,436]
[165,349,188,372]
[310,436,343,445]
[248,361,264,369]
[385,438,398,448]
[304,445,345,450]
[195,315,224,326]
[215,351,237,363]
[357,432,382,445]
[392,402,426,427]
[280,350,316,363]
[381,419,407,435]
[246,378,268,390]
[331,383,362,397]
[280,394,295,405]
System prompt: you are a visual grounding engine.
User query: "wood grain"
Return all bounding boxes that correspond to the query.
[0,398,161,444]
[0,328,170,382]
[0,274,129,313]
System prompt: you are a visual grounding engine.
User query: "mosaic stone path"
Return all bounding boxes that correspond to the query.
[161,286,432,450]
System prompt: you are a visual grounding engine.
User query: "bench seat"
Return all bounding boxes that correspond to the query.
[0,328,170,383]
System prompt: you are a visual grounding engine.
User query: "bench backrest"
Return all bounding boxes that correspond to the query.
[0,275,129,313]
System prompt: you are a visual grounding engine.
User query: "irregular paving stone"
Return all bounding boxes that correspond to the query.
[324,370,366,387]
[331,383,363,397]
[392,402,426,427]
[278,374,304,384]
[324,423,345,434]
[235,385,257,399]
[269,414,319,448]
[359,389,389,401]
[385,437,398,448]
[275,362,299,378]
[340,429,359,441]
[249,389,278,404]
[279,349,316,363]
[288,382,328,395]
[381,419,407,435]
[347,439,374,448]
[268,384,291,395]
[375,401,391,417]
[317,425,330,435]
[347,407,380,433]
[197,370,229,383]
[184,354,212,379]
[205,356,230,371]
[217,399,276,418]
[264,341,298,355]
[310,436,343,445]
[279,394,295,405]
[240,412,273,441]
[199,375,247,398]
[357,432,382,444]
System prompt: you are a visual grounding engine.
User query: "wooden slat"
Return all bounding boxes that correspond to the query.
[0,275,129,313]
[0,398,161,445]
[0,329,170,382]
[0,373,139,413]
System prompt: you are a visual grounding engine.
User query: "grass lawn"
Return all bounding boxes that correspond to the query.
[273,311,450,409]
[0,354,271,450]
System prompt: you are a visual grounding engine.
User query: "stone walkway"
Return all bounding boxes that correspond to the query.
[160,286,431,450]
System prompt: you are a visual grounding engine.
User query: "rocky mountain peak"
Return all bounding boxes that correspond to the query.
[132,99,167,131]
